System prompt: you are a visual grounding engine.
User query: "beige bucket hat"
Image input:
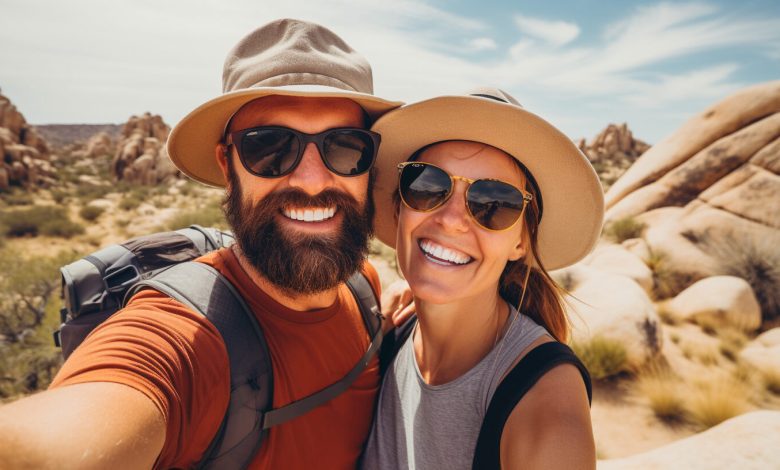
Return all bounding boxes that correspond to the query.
[167,18,403,187]
[372,87,604,270]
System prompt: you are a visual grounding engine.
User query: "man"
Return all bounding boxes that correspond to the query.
[0,19,410,468]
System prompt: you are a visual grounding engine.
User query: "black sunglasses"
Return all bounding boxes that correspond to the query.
[225,126,381,178]
[398,161,533,231]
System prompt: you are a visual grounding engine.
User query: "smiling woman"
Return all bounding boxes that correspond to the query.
[363,87,604,470]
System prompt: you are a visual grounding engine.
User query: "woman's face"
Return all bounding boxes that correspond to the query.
[396,141,528,305]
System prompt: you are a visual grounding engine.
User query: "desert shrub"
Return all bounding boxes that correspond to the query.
[164,204,227,231]
[571,336,629,380]
[50,188,69,204]
[686,378,749,429]
[75,184,113,202]
[717,328,748,362]
[119,195,143,211]
[635,367,687,423]
[602,217,646,243]
[79,205,105,222]
[644,248,694,300]
[0,250,79,397]
[0,206,85,238]
[762,370,780,395]
[1,191,34,206]
[680,341,720,366]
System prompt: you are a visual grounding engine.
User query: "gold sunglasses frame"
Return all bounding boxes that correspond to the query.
[397,161,534,232]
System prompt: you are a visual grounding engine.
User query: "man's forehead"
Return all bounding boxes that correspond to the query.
[227,95,367,132]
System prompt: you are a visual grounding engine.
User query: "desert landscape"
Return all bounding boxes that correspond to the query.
[1,81,779,468]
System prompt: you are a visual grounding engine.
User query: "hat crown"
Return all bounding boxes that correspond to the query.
[466,86,523,107]
[222,18,374,94]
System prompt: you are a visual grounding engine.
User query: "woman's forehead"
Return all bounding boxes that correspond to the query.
[417,140,527,186]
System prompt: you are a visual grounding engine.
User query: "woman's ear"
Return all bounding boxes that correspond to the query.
[508,238,527,262]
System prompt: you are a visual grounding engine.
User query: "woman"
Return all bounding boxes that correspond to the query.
[362,88,604,469]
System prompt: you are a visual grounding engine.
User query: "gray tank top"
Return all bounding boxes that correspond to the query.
[361,307,549,470]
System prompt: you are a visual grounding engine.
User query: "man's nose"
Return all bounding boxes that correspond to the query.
[286,142,336,195]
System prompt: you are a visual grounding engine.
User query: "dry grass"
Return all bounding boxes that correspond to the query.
[687,378,750,429]
[635,366,687,423]
[644,248,694,300]
[680,340,720,366]
[571,336,630,380]
[717,328,748,362]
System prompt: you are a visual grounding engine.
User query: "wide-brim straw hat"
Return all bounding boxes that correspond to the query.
[372,87,604,271]
[167,18,403,187]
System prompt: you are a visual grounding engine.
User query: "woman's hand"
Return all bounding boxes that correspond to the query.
[380,279,415,333]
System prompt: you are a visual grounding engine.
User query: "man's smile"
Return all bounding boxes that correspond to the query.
[282,207,337,223]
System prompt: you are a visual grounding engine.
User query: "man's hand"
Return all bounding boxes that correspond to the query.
[380,279,415,333]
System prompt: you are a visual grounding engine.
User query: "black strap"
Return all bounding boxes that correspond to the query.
[472,342,591,470]
[379,316,417,375]
[261,271,383,429]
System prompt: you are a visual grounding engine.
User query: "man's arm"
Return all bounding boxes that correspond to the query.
[500,363,596,470]
[0,381,165,469]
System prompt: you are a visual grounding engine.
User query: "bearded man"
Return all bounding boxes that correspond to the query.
[0,19,411,469]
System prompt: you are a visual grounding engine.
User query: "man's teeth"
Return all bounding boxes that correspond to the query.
[419,239,472,265]
[283,207,336,222]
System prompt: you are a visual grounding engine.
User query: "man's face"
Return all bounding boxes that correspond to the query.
[217,95,374,295]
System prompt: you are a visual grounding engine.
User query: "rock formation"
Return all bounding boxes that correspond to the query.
[0,93,56,191]
[601,81,780,321]
[112,113,179,185]
[577,123,650,189]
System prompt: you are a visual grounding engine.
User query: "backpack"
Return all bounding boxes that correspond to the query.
[378,317,592,470]
[55,225,383,469]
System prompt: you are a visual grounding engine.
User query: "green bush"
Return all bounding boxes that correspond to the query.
[119,195,143,211]
[0,206,85,238]
[79,205,105,221]
[572,336,629,380]
[603,217,646,243]
[1,191,34,206]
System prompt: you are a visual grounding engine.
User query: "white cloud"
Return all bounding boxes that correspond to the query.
[514,14,580,46]
[466,37,498,52]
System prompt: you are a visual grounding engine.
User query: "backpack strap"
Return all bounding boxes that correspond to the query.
[261,271,384,428]
[126,261,271,469]
[125,263,384,469]
[379,316,417,375]
[471,342,592,470]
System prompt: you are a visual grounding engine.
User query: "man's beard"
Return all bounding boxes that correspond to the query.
[224,166,374,296]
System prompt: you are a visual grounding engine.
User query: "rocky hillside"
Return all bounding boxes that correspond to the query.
[36,124,122,150]
[0,94,56,191]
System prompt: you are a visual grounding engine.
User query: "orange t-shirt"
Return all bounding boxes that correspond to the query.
[50,247,382,469]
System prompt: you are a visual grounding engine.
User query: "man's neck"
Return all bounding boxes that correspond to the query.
[231,245,340,311]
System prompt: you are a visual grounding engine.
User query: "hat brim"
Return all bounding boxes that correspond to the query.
[167,85,403,187]
[371,95,604,271]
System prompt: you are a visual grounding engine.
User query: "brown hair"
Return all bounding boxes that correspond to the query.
[395,142,570,343]
[498,167,570,343]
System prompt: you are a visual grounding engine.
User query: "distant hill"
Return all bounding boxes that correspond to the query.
[34,124,122,149]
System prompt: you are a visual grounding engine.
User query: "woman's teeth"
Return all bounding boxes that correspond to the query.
[283,207,337,222]
[419,239,472,265]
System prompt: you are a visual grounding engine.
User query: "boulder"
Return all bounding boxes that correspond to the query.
[666,276,762,332]
[566,265,662,369]
[601,82,780,319]
[584,243,654,294]
[739,328,780,374]
[85,132,113,158]
[599,411,780,470]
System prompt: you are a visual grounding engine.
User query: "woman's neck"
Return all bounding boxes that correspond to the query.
[413,290,510,385]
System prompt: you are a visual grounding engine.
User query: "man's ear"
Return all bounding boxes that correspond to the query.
[216,144,230,183]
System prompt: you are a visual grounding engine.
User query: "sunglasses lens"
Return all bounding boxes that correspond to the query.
[323,130,377,176]
[239,129,300,177]
[467,180,526,230]
[399,163,452,211]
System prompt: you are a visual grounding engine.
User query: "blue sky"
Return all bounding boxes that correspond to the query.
[1,0,778,143]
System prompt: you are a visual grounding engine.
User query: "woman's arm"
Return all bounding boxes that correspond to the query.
[500,362,596,470]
